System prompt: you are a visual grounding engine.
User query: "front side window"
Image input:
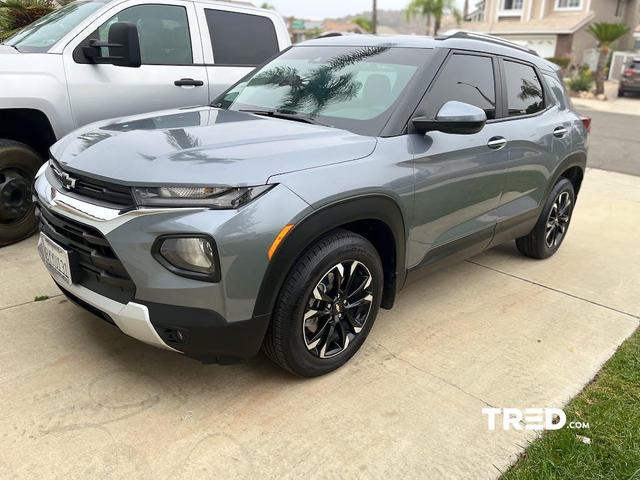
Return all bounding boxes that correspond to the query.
[205,10,279,66]
[555,0,581,9]
[214,46,429,136]
[427,54,496,120]
[5,0,106,53]
[97,4,192,65]
[504,60,545,117]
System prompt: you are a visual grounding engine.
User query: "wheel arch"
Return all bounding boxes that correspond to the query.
[252,195,407,320]
[0,109,57,158]
[547,151,586,200]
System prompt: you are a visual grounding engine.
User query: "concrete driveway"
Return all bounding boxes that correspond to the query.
[1,169,638,479]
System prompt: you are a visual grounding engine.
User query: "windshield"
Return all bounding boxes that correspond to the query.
[5,1,105,53]
[213,45,430,136]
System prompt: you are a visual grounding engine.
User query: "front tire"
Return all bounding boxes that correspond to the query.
[516,178,575,259]
[0,140,42,247]
[263,229,383,377]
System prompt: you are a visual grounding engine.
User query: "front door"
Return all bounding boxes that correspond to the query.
[63,0,209,128]
[408,52,510,268]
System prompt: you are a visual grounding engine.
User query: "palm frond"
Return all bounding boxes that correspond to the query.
[587,22,630,47]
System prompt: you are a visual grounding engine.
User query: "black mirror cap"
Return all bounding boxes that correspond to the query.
[108,22,141,68]
[412,101,487,135]
[81,22,141,68]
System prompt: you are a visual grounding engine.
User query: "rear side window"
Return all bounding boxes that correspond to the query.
[205,10,278,66]
[543,74,569,110]
[503,60,545,116]
[427,54,496,120]
[629,60,640,70]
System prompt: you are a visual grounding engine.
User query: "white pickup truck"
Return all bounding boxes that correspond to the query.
[0,0,290,246]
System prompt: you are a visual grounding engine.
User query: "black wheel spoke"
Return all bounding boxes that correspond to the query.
[303,260,374,359]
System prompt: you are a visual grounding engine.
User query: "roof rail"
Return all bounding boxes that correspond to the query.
[438,31,539,57]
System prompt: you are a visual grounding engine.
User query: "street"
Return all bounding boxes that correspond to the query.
[579,108,640,177]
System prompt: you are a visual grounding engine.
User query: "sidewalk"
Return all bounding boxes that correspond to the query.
[571,80,640,116]
[0,169,638,478]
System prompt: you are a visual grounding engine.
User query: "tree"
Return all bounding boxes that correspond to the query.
[260,2,275,10]
[372,0,377,34]
[587,22,630,95]
[405,0,460,37]
[353,16,373,33]
[0,0,55,41]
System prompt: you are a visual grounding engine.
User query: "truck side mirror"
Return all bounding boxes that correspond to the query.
[82,22,141,68]
[412,101,487,135]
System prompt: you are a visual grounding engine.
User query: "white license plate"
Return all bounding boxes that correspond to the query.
[38,233,73,285]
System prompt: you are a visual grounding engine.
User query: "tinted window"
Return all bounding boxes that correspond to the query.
[98,5,192,65]
[543,74,568,110]
[214,46,429,136]
[427,54,496,119]
[504,60,545,116]
[205,10,278,66]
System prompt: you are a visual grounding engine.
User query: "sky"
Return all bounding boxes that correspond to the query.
[265,0,462,20]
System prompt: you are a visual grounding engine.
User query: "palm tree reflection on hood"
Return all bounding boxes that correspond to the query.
[250,46,391,117]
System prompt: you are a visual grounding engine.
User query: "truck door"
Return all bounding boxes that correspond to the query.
[63,0,209,128]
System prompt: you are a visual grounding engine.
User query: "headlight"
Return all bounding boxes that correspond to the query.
[152,235,220,282]
[133,185,274,208]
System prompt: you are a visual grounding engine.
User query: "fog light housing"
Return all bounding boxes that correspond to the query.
[153,235,220,282]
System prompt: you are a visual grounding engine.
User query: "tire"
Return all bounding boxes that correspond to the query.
[0,140,43,247]
[516,178,575,260]
[618,88,624,97]
[263,229,383,377]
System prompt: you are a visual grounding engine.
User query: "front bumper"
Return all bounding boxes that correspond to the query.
[34,166,311,362]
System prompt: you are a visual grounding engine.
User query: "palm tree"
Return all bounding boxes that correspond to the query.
[406,0,460,37]
[587,22,630,95]
[353,17,373,33]
[372,0,377,34]
[0,0,54,41]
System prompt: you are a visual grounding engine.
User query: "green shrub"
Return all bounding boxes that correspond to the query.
[567,68,593,92]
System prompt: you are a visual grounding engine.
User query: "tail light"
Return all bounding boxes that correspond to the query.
[580,115,591,134]
[623,68,634,77]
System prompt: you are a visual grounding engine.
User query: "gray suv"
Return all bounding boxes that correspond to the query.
[34,33,589,377]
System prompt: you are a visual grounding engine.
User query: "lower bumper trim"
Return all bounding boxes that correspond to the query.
[55,280,180,353]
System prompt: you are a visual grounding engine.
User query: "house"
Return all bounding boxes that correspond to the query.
[461,0,639,62]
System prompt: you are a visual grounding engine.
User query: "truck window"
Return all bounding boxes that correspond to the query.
[204,10,278,66]
[97,4,192,65]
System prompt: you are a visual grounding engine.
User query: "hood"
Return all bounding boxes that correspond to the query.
[51,107,377,187]
[0,45,19,54]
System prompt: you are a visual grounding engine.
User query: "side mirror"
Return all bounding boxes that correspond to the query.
[83,22,141,68]
[412,101,487,135]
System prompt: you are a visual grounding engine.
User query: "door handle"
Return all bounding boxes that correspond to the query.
[553,126,568,138]
[174,78,204,87]
[487,137,507,150]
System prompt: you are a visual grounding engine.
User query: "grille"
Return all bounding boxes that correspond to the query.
[50,162,134,208]
[37,205,136,304]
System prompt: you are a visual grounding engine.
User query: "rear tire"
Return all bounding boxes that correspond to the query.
[0,140,42,247]
[516,178,575,259]
[263,229,383,377]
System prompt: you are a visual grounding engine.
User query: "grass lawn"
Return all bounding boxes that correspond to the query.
[503,328,640,480]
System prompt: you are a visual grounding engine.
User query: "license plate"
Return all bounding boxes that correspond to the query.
[38,233,74,285]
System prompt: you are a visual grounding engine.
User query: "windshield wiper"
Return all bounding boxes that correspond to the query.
[239,109,331,127]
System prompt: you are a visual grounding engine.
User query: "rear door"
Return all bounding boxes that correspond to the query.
[490,58,572,245]
[195,5,284,100]
[409,52,512,268]
[63,0,208,127]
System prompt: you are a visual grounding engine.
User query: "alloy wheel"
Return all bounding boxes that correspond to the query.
[545,191,572,248]
[302,260,374,359]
